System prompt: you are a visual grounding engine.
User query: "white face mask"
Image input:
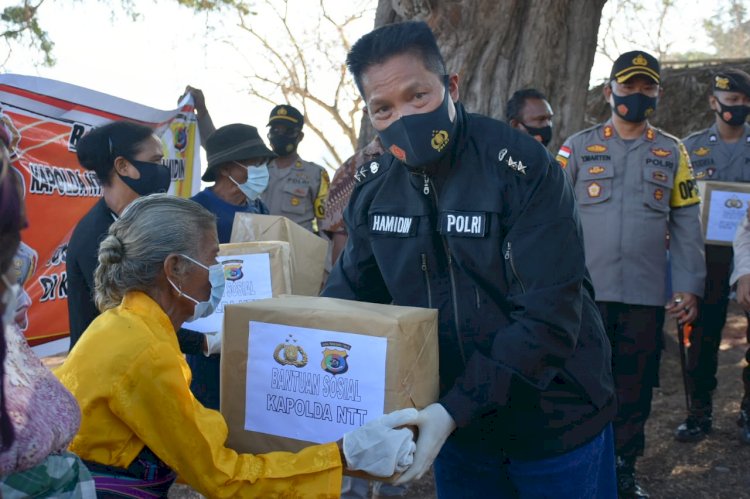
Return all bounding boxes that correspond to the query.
[167,254,226,322]
[229,161,270,201]
[1,274,20,328]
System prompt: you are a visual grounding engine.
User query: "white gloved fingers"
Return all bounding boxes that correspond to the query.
[394,430,417,472]
[344,422,416,477]
[376,407,419,428]
[204,330,222,356]
[394,403,456,485]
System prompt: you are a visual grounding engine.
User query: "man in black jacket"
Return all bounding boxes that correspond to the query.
[322,21,617,497]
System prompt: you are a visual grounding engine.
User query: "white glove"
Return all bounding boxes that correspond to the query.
[343,408,418,477]
[203,330,222,356]
[394,403,456,485]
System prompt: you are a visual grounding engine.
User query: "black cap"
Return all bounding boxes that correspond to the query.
[267,104,304,128]
[713,69,750,97]
[202,124,276,182]
[610,51,660,84]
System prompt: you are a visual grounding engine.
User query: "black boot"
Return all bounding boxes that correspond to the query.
[737,399,750,444]
[674,399,712,443]
[616,456,649,499]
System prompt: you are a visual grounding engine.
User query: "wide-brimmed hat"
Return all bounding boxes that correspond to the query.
[203,123,276,182]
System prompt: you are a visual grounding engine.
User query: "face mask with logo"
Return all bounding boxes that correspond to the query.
[611,91,657,123]
[230,162,270,201]
[268,132,299,156]
[119,159,172,196]
[522,124,552,147]
[377,77,456,169]
[715,100,750,126]
[1,274,20,328]
[168,254,226,322]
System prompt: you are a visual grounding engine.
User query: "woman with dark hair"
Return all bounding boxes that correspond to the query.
[66,121,174,349]
[0,122,95,497]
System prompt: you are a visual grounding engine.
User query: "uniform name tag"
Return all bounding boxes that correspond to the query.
[439,211,487,237]
[370,214,417,236]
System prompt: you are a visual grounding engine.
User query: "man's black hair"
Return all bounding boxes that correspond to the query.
[346,21,447,97]
[506,88,548,123]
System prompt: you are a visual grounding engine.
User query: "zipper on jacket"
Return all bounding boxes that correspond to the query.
[428,177,467,366]
[421,253,433,308]
[474,286,481,309]
[504,241,526,294]
[422,173,430,195]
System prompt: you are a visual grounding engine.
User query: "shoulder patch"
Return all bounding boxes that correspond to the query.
[354,158,390,185]
[653,127,681,145]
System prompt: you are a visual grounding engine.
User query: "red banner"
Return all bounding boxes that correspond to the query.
[0,74,201,346]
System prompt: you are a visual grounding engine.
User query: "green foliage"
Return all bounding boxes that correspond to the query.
[703,0,750,58]
[1,0,55,66]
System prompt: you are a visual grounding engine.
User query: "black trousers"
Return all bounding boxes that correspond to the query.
[684,245,750,407]
[597,302,664,460]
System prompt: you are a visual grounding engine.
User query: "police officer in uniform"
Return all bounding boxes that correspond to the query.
[263,105,329,233]
[558,51,706,498]
[324,21,617,497]
[675,69,750,443]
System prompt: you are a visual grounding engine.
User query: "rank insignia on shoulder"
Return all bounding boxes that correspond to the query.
[645,128,655,141]
[506,155,527,175]
[498,148,508,161]
[693,147,710,157]
[586,144,607,153]
[651,147,671,157]
[354,166,368,182]
[709,134,717,143]
[603,125,614,139]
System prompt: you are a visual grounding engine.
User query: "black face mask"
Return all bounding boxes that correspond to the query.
[521,123,552,147]
[118,159,171,196]
[268,132,299,156]
[611,92,657,123]
[715,100,750,126]
[377,78,456,169]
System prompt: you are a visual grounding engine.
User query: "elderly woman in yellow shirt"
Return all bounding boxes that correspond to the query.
[56,194,416,498]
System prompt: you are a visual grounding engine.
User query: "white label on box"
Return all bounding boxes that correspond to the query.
[187,253,273,333]
[705,191,750,243]
[244,321,387,443]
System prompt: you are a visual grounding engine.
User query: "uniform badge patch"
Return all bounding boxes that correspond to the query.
[498,148,508,161]
[603,125,614,139]
[290,197,300,206]
[587,182,602,198]
[645,128,656,141]
[431,130,450,151]
[389,144,406,162]
[695,170,706,179]
[693,147,710,157]
[652,171,668,182]
[715,76,730,90]
[507,155,527,175]
[369,214,418,236]
[370,161,379,174]
[439,211,487,237]
[709,134,717,143]
[707,167,716,177]
[556,146,570,168]
[586,144,608,153]
[654,188,664,201]
[651,148,671,157]
[588,166,606,175]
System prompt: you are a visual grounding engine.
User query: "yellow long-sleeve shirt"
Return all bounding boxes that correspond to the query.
[56,291,342,498]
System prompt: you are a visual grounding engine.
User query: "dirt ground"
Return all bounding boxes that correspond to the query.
[165,305,750,498]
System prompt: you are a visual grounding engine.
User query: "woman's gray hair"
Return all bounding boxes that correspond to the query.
[94,194,217,311]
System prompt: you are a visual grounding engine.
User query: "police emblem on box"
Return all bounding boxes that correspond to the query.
[320,341,351,375]
[273,335,308,368]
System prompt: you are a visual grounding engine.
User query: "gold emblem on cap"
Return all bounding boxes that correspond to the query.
[278,107,288,116]
[431,130,449,151]
[633,54,648,66]
[715,76,730,90]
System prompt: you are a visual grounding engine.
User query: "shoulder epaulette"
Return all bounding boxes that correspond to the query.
[353,156,391,186]
[681,128,710,143]
[653,127,684,145]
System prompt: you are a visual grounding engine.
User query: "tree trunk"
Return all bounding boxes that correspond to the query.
[363,0,607,151]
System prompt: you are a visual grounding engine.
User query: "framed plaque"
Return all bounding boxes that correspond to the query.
[697,181,750,246]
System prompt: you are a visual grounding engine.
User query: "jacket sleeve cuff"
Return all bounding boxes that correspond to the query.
[438,387,476,428]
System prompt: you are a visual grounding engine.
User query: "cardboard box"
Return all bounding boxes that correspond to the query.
[230,214,328,296]
[221,295,439,473]
[219,242,292,296]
